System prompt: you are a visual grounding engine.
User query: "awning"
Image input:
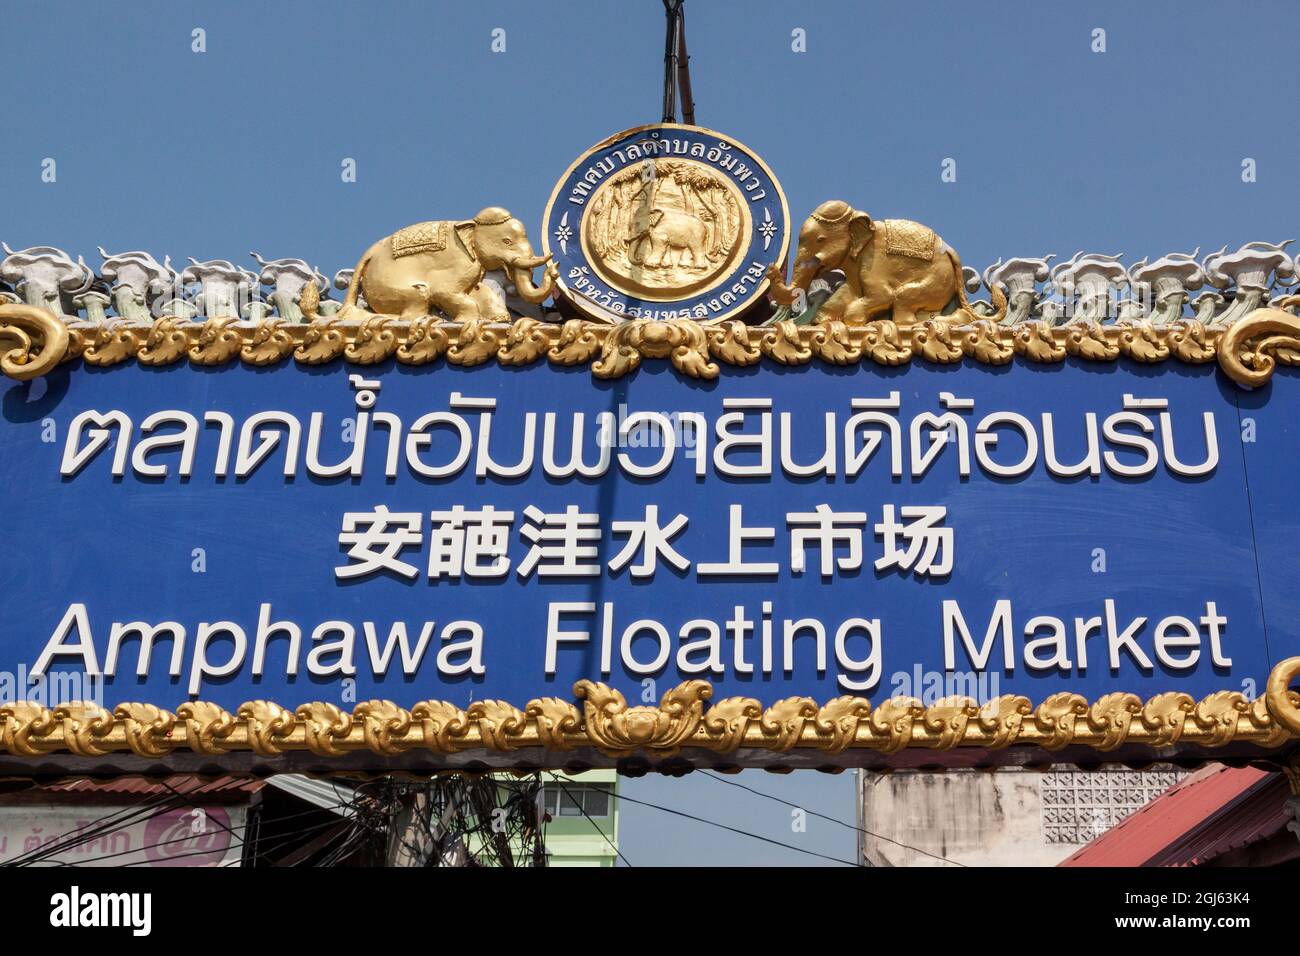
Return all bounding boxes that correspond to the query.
[265,775,356,817]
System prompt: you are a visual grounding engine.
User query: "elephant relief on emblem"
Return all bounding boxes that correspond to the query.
[339,207,558,323]
[583,159,746,301]
[767,200,1006,327]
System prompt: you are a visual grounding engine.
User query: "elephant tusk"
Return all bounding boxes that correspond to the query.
[513,254,551,270]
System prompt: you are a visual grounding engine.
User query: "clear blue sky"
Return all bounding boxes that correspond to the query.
[3,0,1297,865]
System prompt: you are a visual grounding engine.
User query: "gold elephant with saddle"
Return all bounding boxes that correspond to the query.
[767,200,1005,326]
[340,207,558,323]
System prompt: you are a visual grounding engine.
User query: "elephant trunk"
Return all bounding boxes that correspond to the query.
[790,256,821,291]
[510,255,554,304]
[513,253,550,270]
[768,252,824,308]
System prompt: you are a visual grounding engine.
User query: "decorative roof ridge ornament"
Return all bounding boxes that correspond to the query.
[5,300,1299,387]
[5,238,1295,332]
[0,658,1295,759]
[0,242,95,317]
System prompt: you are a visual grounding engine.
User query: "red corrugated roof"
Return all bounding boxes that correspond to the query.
[33,775,264,797]
[1060,765,1289,867]
[1148,772,1292,867]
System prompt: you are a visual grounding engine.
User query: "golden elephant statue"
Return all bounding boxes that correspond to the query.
[341,207,558,323]
[766,200,1005,326]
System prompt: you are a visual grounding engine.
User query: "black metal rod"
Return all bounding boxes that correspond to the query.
[661,0,683,123]
[676,6,695,125]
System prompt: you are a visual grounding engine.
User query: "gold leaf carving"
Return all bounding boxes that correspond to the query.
[760,319,812,366]
[1167,320,1216,364]
[7,313,1275,385]
[189,316,244,366]
[114,702,177,757]
[3,662,1298,759]
[526,697,583,751]
[353,700,413,755]
[591,320,716,380]
[299,281,320,321]
[467,699,528,751]
[0,303,70,380]
[1140,691,1194,747]
[814,696,872,753]
[446,319,500,367]
[1190,690,1250,748]
[707,320,762,366]
[497,317,552,367]
[410,700,470,752]
[1086,692,1142,751]
[1064,321,1120,361]
[547,318,603,366]
[82,324,140,367]
[1264,655,1300,737]
[1118,322,1171,363]
[914,319,965,364]
[1246,697,1290,749]
[868,697,924,754]
[176,701,236,755]
[975,695,1032,749]
[962,322,1014,365]
[1013,321,1067,363]
[1217,306,1300,387]
[52,702,115,757]
[862,320,911,365]
[664,320,716,379]
[701,696,762,752]
[1033,692,1089,750]
[236,700,296,756]
[138,318,192,366]
[242,319,296,366]
[809,320,864,365]
[62,326,88,363]
[395,317,449,365]
[296,701,353,756]
[574,679,711,756]
[345,315,399,364]
[759,696,820,751]
[588,323,652,377]
[923,696,981,749]
[295,319,349,365]
[0,701,56,755]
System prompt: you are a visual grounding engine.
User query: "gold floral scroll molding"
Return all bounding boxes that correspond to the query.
[2,303,1300,386]
[1,660,1296,760]
[0,304,70,381]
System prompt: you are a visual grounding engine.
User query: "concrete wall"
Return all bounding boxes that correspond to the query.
[857,767,1181,867]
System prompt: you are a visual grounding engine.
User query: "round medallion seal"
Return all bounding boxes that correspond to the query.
[543,124,789,324]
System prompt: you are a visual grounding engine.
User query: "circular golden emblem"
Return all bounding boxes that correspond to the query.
[543,124,789,324]
[581,158,752,302]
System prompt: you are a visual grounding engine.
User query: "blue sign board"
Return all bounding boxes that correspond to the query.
[1,357,1293,719]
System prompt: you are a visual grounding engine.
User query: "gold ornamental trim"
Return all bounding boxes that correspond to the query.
[3,305,1300,387]
[0,303,70,381]
[1,659,1296,760]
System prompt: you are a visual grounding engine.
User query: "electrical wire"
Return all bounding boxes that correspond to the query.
[2,788,188,867]
[160,780,247,847]
[544,773,631,867]
[697,770,965,867]
[605,787,862,866]
[121,816,348,868]
[57,796,359,867]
